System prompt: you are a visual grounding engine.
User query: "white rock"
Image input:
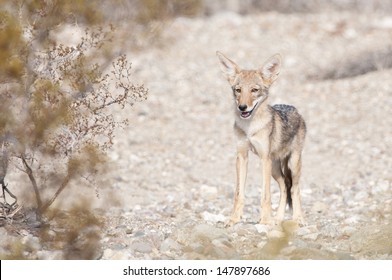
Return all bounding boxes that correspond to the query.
[160,238,181,252]
[192,224,227,241]
[255,224,270,234]
[296,225,318,236]
[342,226,357,236]
[303,233,320,241]
[373,17,392,29]
[344,216,363,224]
[201,211,226,223]
[102,249,130,260]
[131,242,152,254]
[354,191,368,200]
[311,202,328,213]
[36,250,63,260]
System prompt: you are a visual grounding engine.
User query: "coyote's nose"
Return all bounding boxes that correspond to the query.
[238,104,248,111]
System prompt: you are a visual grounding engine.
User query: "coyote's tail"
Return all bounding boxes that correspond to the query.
[283,157,293,209]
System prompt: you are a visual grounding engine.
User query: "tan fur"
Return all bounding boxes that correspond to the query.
[217,51,306,226]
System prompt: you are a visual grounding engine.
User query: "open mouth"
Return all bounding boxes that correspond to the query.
[239,102,258,119]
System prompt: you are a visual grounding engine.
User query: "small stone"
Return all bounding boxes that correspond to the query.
[19,229,29,236]
[322,224,340,238]
[232,223,257,236]
[236,228,250,236]
[102,249,130,260]
[200,184,218,197]
[342,226,357,236]
[296,225,318,236]
[312,202,328,213]
[296,227,312,236]
[354,191,368,200]
[110,243,127,250]
[102,248,114,259]
[36,250,63,260]
[257,241,267,248]
[131,242,152,253]
[160,238,181,252]
[186,242,204,254]
[344,216,363,224]
[303,233,320,241]
[201,211,226,223]
[133,230,145,237]
[192,224,228,241]
[255,224,270,234]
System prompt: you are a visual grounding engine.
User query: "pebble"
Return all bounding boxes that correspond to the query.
[192,224,228,241]
[131,242,153,254]
[201,211,226,223]
[322,225,340,238]
[160,238,181,252]
[255,224,270,234]
[102,249,130,260]
[200,185,218,198]
[3,10,392,261]
[342,226,357,236]
[311,202,328,213]
[344,216,363,224]
[36,250,64,260]
[296,225,318,236]
[303,233,320,241]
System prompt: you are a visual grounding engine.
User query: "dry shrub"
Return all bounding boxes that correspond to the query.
[310,46,392,80]
[39,200,104,259]
[135,0,202,23]
[0,0,148,259]
[0,1,147,218]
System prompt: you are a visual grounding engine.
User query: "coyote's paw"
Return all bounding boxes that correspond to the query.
[225,216,240,228]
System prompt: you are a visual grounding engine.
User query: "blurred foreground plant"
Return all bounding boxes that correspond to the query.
[0,0,147,220]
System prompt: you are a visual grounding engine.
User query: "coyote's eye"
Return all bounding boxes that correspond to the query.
[251,88,259,93]
[235,88,241,93]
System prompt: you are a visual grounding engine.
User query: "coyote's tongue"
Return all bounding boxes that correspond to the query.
[241,111,251,118]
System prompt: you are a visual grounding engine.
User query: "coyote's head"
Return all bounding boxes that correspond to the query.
[216,52,281,119]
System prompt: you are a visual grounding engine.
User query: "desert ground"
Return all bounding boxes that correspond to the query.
[1,10,392,259]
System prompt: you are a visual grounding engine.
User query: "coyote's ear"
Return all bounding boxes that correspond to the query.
[260,54,281,86]
[216,51,240,83]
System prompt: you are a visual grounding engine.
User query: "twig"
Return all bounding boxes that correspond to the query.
[21,155,43,210]
[40,176,71,213]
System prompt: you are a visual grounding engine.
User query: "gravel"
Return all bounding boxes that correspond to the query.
[1,11,391,260]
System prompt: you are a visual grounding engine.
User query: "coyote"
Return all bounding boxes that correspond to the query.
[216,52,306,226]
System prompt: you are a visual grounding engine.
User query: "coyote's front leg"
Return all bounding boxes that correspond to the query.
[226,141,249,227]
[259,156,273,224]
[251,136,273,224]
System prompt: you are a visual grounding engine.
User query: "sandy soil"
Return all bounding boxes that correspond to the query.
[1,11,391,260]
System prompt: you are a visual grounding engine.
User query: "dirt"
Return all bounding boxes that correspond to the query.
[1,11,392,259]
